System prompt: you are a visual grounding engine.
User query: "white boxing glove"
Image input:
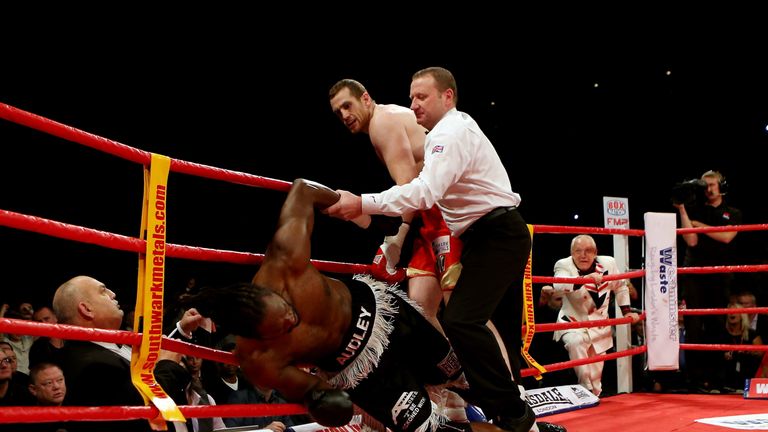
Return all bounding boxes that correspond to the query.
[370,222,410,283]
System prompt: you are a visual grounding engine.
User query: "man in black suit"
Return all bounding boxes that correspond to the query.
[52,275,208,432]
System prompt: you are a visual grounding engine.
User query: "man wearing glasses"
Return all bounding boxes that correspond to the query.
[27,362,66,406]
[0,350,34,405]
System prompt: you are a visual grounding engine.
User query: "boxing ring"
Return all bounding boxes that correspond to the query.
[2,101,768,431]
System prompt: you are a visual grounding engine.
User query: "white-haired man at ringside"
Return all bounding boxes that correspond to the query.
[542,235,639,396]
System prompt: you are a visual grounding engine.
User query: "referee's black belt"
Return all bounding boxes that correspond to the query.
[478,206,517,224]
[461,206,517,240]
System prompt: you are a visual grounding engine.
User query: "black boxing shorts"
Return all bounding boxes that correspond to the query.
[320,275,463,432]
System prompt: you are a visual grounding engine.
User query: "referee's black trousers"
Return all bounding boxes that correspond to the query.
[443,208,531,420]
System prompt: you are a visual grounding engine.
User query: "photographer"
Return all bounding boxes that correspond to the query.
[674,170,742,393]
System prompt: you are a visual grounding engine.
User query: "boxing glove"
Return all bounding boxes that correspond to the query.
[370,222,410,284]
[305,388,354,427]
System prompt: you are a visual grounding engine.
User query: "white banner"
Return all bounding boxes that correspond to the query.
[524,384,600,417]
[644,212,680,370]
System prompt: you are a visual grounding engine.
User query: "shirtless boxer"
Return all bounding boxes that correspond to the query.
[330,79,460,332]
[182,179,472,432]
[329,79,511,375]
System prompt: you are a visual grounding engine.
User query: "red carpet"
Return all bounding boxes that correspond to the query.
[542,393,768,431]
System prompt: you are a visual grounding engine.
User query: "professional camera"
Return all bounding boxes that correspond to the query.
[671,178,707,207]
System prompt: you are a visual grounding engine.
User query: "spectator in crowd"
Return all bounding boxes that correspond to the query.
[27,362,66,406]
[203,338,253,406]
[29,306,65,367]
[736,290,768,380]
[1,310,35,375]
[716,303,764,393]
[52,275,208,432]
[157,351,226,432]
[735,290,768,340]
[0,347,34,405]
[16,302,35,321]
[16,362,68,432]
[0,341,31,393]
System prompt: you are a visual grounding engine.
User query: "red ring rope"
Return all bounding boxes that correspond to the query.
[4,99,768,427]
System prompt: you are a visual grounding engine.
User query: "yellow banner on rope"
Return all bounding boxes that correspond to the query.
[132,153,184,430]
[521,224,547,380]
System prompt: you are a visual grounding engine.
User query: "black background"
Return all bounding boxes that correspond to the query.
[1,13,767,308]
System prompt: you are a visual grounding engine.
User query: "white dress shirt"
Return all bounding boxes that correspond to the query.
[92,341,133,361]
[362,108,520,236]
[172,390,226,432]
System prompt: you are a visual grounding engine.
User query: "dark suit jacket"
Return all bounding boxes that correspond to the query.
[203,368,253,407]
[58,341,169,432]
[29,337,64,368]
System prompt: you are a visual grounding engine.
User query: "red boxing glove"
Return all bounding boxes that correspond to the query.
[369,223,410,284]
[371,246,407,283]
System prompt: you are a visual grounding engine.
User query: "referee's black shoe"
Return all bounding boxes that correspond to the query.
[494,404,568,432]
[494,404,535,432]
[537,421,568,432]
